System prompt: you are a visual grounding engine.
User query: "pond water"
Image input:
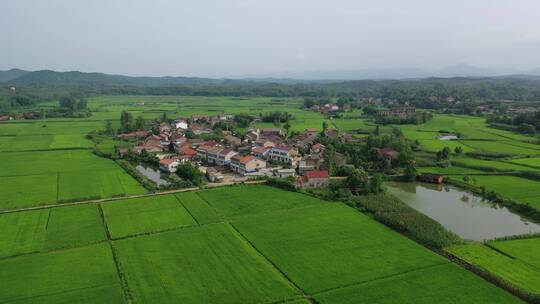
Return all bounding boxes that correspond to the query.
[387,182,540,241]
[135,163,170,186]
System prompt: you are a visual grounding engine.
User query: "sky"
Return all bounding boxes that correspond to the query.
[1,0,540,77]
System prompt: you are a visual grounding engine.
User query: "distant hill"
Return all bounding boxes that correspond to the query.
[3,67,540,86]
[0,69,233,86]
[0,69,29,83]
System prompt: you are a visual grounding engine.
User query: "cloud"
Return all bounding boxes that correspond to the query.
[297,52,308,61]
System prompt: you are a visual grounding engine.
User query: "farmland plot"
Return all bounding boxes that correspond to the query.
[448,243,540,296]
[196,185,326,218]
[315,263,521,304]
[0,244,124,304]
[102,195,197,238]
[0,150,145,210]
[175,192,223,224]
[0,173,58,209]
[114,223,299,304]
[470,175,540,210]
[489,237,540,270]
[0,204,106,258]
[232,204,447,294]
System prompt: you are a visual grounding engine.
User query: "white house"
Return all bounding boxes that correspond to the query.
[208,148,237,166]
[267,146,299,165]
[173,120,189,130]
[159,158,180,173]
[230,155,266,175]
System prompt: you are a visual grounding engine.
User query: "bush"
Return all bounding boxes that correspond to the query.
[353,194,462,249]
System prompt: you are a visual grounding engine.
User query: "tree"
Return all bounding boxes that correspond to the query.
[176,162,204,186]
[518,123,536,134]
[392,127,403,138]
[59,96,76,110]
[160,111,168,123]
[367,174,384,194]
[454,146,463,155]
[437,146,451,161]
[346,168,368,190]
[234,113,252,128]
[373,125,380,136]
[283,122,291,138]
[120,111,133,132]
[323,145,336,174]
[404,163,417,181]
[104,120,113,135]
[135,116,145,130]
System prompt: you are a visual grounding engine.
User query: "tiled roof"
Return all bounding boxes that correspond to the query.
[306,170,329,179]
[240,155,256,164]
[159,158,178,165]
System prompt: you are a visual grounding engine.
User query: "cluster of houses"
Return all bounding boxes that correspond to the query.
[308,103,350,117]
[118,114,346,188]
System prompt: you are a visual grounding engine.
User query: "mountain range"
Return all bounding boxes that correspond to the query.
[2,64,540,86]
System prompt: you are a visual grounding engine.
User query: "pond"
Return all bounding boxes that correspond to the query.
[135,163,170,186]
[387,181,540,241]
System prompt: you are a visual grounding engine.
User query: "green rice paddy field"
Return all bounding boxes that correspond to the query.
[448,238,540,298]
[400,115,540,156]
[1,96,538,302]
[0,185,523,303]
[0,150,145,210]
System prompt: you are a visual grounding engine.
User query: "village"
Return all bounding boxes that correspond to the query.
[115,112,355,189]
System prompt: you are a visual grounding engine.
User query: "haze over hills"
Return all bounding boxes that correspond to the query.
[2,64,540,86]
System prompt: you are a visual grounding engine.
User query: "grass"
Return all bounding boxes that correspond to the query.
[0,204,106,258]
[196,185,327,218]
[114,223,300,304]
[448,243,540,297]
[102,195,197,238]
[0,243,125,303]
[315,263,522,304]
[232,204,447,294]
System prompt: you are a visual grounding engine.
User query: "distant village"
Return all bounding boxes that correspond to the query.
[116,113,355,189]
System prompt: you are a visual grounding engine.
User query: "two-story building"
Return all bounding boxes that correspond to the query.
[267,146,299,165]
[208,148,237,166]
[230,155,266,175]
[159,158,180,173]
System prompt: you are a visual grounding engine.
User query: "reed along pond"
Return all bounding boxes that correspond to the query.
[387,182,540,241]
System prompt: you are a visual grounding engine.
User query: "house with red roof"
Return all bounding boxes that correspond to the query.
[252,146,270,158]
[159,157,180,173]
[117,130,150,139]
[297,170,330,189]
[379,147,400,160]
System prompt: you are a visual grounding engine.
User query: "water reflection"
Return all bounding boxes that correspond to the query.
[387,182,540,241]
[135,163,170,186]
